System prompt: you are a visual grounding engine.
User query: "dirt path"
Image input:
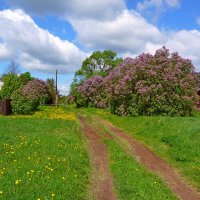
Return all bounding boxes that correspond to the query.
[79,116,117,200]
[100,118,200,200]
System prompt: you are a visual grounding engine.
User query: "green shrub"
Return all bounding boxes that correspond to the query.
[11,89,37,114]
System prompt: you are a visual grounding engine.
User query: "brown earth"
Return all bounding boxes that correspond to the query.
[100,118,200,200]
[79,116,117,200]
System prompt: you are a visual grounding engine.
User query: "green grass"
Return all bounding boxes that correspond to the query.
[105,138,177,200]
[84,107,200,191]
[0,107,91,200]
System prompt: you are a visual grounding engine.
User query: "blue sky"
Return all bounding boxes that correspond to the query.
[0,0,200,94]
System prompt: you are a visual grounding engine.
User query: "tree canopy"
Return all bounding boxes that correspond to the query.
[75,50,122,82]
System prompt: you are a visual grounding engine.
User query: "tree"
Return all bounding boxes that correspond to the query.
[71,50,122,107]
[46,78,56,104]
[6,60,20,74]
[0,73,21,99]
[19,72,33,85]
[0,72,33,99]
[75,50,122,82]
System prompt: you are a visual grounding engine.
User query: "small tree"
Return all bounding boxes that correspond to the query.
[46,78,56,104]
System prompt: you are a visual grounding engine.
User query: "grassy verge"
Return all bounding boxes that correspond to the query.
[82,107,200,191]
[0,106,91,200]
[104,138,177,200]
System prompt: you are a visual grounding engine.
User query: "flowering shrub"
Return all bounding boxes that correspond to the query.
[77,76,107,108]
[105,47,197,116]
[23,79,49,106]
[11,79,49,114]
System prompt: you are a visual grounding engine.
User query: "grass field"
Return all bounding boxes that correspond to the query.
[0,107,91,200]
[84,107,200,191]
[1,105,199,199]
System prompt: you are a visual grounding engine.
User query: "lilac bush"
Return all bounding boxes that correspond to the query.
[77,76,107,108]
[23,79,49,106]
[104,47,197,116]
[11,79,49,114]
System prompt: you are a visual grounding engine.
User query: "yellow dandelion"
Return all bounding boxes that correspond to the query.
[15,179,21,185]
[0,191,3,194]
[51,193,55,197]
[62,177,65,180]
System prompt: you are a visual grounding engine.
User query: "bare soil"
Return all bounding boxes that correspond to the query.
[79,116,117,200]
[100,119,200,200]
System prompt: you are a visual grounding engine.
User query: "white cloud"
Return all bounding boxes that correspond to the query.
[137,0,180,11]
[70,9,200,71]
[71,10,164,53]
[197,16,200,26]
[0,43,10,60]
[136,0,180,22]
[8,0,125,20]
[165,0,180,7]
[0,9,86,73]
[58,84,70,95]
[165,30,200,68]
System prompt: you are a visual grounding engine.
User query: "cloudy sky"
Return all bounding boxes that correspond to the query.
[0,0,199,94]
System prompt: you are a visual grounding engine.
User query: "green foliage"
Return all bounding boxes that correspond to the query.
[75,50,122,81]
[11,89,37,114]
[46,78,56,104]
[0,73,22,99]
[19,72,33,86]
[0,72,33,100]
[11,78,49,114]
[71,50,122,107]
[58,95,67,104]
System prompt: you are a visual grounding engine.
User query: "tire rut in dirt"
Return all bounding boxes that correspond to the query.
[79,116,117,200]
[100,119,200,200]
